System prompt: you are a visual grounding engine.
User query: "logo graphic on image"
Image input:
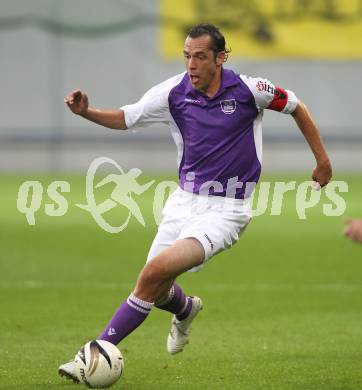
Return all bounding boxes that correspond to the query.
[220,99,236,114]
[107,328,117,336]
[76,157,154,233]
[256,80,264,92]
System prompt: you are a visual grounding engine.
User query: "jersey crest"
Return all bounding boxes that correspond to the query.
[220,99,237,114]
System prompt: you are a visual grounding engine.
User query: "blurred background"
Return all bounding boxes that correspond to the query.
[0,0,361,173]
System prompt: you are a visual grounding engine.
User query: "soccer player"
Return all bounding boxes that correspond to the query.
[59,23,332,381]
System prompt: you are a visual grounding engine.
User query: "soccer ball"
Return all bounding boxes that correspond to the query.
[74,340,124,388]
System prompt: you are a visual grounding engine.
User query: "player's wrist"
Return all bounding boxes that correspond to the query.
[315,155,331,169]
[79,106,92,118]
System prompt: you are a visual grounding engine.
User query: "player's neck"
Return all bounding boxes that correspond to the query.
[204,68,222,98]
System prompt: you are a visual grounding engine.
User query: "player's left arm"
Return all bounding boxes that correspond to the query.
[242,75,332,187]
[290,100,332,187]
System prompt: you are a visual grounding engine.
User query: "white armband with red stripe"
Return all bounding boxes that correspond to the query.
[240,75,298,114]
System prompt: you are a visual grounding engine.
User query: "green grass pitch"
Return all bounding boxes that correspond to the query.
[1,173,362,389]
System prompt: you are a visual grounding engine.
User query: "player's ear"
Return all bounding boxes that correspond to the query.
[216,51,225,66]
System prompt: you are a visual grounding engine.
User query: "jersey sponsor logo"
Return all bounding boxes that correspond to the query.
[256,80,276,95]
[220,99,236,114]
[184,98,201,104]
[256,81,289,111]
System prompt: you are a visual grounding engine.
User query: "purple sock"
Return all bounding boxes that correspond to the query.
[98,293,153,345]
[156,283,192,321]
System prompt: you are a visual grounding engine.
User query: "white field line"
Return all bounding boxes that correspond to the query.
[0,281,133,290]
[0,281,361,292]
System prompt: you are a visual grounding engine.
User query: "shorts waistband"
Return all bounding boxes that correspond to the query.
[174,186,251,207]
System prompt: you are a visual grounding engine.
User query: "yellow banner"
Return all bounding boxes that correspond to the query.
[160,0,362,59]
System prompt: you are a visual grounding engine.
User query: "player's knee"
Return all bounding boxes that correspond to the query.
[138,261,167,289]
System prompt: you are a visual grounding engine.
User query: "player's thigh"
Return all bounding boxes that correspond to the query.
[134,238,203,301]
[177,204,252,271]
[147,188,191,262]
[146,238,204,280]
[147,221,180,262]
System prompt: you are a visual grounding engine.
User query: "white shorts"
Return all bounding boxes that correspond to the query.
[146,187,252,271]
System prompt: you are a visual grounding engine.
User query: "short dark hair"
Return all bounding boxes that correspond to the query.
[187,23,231,59]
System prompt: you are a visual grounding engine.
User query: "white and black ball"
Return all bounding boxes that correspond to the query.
[74,340,124,388]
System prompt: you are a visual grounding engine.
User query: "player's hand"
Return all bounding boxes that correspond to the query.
[64,89,89,116]
[344,219,362,244]
[312,160,332,188]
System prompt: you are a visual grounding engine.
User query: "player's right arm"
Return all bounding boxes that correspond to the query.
[64,89,127,130]
[65,74,184,131]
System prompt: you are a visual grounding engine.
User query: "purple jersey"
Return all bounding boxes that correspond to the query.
[122,68,297,199]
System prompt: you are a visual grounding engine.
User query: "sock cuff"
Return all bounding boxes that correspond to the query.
[169,285,175,301]
[177,296,190,316]
[157,285,175,306]
[127,293,154,314]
